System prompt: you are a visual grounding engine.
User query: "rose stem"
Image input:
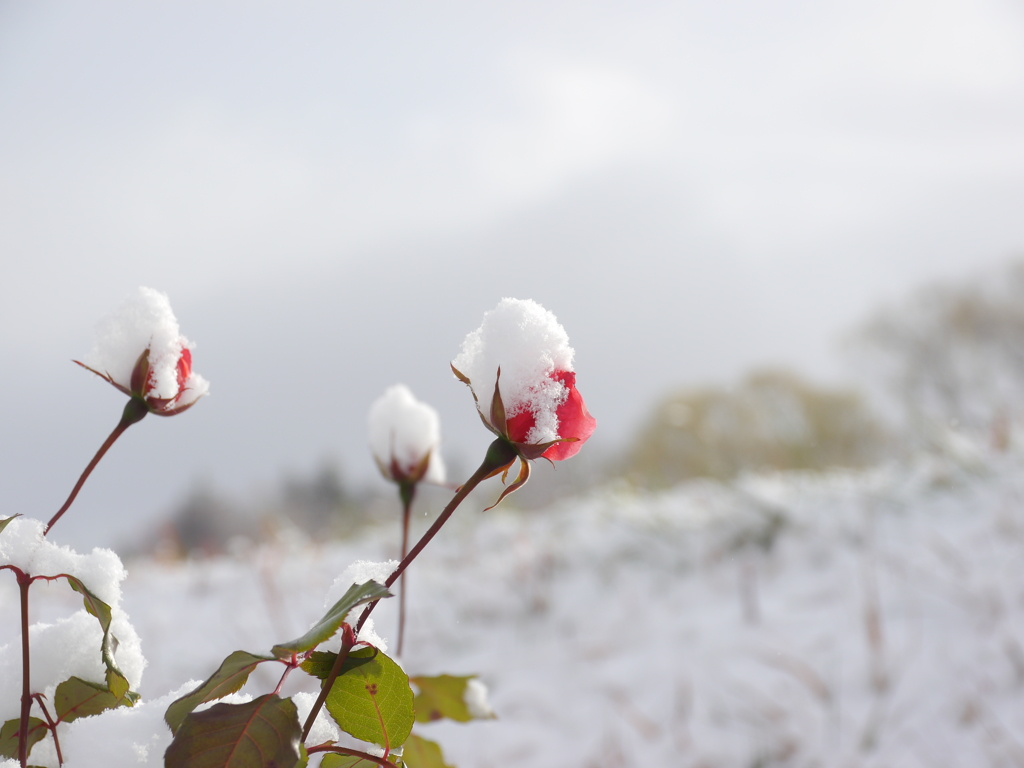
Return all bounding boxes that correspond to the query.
[44,398,148,536]
[18,571,31,768]
[301,438,517,741]
[396,481,415,658]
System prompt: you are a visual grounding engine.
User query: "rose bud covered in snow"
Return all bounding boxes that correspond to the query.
[368,384,446,486]
[76,287,210,417]
[452,298,595,503]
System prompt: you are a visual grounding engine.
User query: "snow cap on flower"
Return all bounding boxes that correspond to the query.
[368,384,446,485]
[452,298,594,461]
[83,287,209,414]
[453,298,574,443]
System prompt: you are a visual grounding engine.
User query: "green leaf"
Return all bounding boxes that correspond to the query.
[0,514,21,536]
[272,581,392,659]
[164,694,302,768]
[402,734,455,768]
[164,650,275,735]
[411,675,489,723]
[300,650,376,681]
[55,676,124,723]
[325,647,414,750]
[0,717,47,759]
[62,574,136,703]
[64,574,112,633]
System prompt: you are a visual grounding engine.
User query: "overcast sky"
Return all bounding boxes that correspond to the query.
[2,1,1024,550]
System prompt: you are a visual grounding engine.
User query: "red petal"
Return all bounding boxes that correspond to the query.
[505,407,536,444]
[145,345,194,411]
[542,371,596,461]
[176,348,192,391]
[505,370,596,461]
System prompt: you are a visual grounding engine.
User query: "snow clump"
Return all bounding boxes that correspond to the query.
[85,286,209,406]
[463,677,495,719]
[452,298,575,445]
[0,517,145,727]
[368,385,446,484]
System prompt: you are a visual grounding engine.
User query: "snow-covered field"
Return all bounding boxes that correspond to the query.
[6,443,1024,767]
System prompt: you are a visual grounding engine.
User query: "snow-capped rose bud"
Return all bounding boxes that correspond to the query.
[368,384,446,486]
[46,287,211,535]
[451,298,596,504]
[76,287,210,417]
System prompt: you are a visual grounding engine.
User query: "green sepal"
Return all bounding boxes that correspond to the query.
[0,515,21,536]
[451,363,502,438]
[272,581,391,659]
[488,368,508,438]
[164,650,275,735]
[484,457,531,511]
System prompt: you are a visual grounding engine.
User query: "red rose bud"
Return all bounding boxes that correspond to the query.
[451,298,596,508]
[505,370,596,460]
[134,347,195,414]
[76,287,210,417]
[368,384,447,487]
[79,344,204,417]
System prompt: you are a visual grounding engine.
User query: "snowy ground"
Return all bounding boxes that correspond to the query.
[6,441,1024,767]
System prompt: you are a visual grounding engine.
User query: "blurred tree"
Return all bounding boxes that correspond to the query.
[624,369,886,488]
[280,461,347,532]
[150,483,243,558]
[848,260,1024,446]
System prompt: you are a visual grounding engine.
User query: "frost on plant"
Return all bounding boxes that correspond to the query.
[453,297,595,461]
[453,298,575,445]
[463,678,494,719]
[80,287,209,414]
[0,292,606,767]
[368,385,446,485]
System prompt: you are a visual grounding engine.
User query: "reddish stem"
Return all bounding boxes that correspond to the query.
[18,570,31,768]
[45,398,147,537]
[301,438,517,744]
[300,626,356,741]
[31,694,62,766]
[272,656,298,696]
[305,744,399,768]
[356,438,516,635]
[396,482,415,658]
